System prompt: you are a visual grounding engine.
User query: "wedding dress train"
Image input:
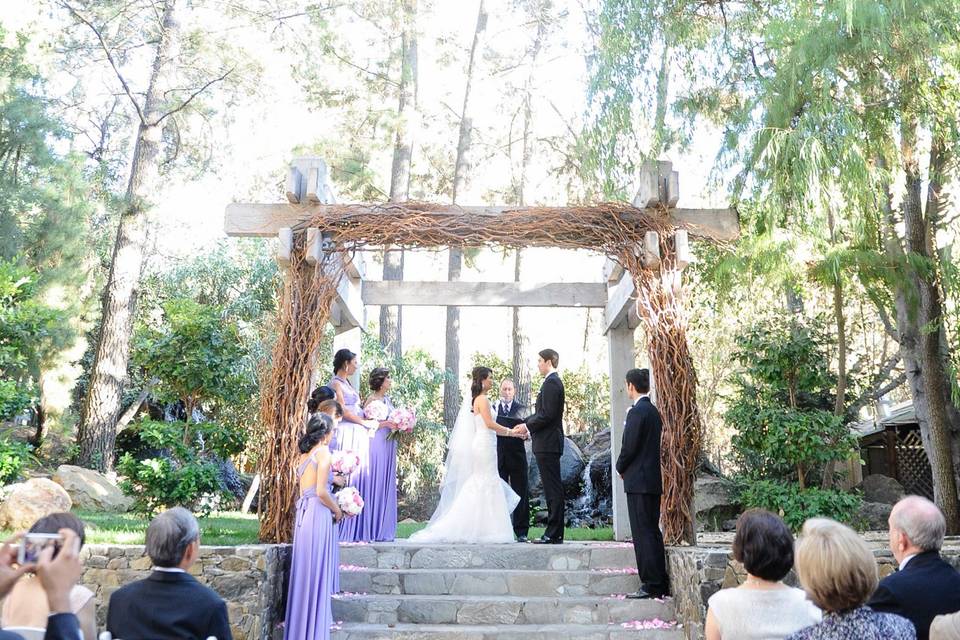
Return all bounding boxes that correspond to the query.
[409,397,519,543]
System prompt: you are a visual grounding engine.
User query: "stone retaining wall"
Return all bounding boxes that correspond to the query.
[80,544,291,640]
[667,544,960,640]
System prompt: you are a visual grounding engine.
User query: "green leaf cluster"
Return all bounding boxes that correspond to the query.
[0,436,34,484]
[727,315,861,526]
[117,419,240,515]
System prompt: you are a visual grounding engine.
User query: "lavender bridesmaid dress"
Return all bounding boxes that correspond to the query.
[283,456,338,640]
[329,375,372,542]
[365,396,398,541]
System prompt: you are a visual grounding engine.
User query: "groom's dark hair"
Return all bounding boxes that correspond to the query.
[626,368,650,394]
[539,349,559,368]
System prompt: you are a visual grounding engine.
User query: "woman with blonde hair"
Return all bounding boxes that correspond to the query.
[786,518,915,640]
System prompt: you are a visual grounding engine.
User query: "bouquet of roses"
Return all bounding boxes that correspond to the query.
[337,486,364,516]
[331,450,360,476]
[364,400,390,421]
[386,407,416,441]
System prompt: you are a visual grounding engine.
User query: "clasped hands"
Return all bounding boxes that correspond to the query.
[511,424,530,440]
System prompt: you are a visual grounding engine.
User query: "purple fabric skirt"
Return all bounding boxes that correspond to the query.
[283,492,338,640]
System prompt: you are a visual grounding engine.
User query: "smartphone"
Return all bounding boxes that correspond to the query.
[18,533,63,565]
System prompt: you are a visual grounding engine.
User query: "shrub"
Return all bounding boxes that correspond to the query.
[0,436,33,484]
[727,315,861,528]
[117,419,238,515]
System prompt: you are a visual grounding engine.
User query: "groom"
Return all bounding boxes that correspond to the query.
[520,349,566,544]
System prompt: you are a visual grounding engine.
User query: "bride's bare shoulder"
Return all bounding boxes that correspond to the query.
[472,394,489,412]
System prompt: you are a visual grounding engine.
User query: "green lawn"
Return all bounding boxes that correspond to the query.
[6,511,612,546]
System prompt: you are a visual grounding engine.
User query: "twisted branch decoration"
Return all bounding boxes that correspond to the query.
[259,201,704,545]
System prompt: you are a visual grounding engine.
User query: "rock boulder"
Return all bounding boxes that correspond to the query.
[857,501,893,530]
[857,474,905,506]
[52,465,132,512]
[0,478,72,530]
[526,437,587,498]
[694,475,740,531]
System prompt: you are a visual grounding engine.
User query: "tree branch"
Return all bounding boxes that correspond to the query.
[848,353,905,416]
[154,67,236,125]
[59,0,147,125]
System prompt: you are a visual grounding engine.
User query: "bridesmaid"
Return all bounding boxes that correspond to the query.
[284,413,342,640]
[328,349,378,542]
[307,386,336,445]
[364,367,399,541]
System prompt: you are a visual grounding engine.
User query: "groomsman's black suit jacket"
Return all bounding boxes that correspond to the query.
[107,570,234,640]
[615,396,663,495]
[526,373,565,455]
[868,549,960,640]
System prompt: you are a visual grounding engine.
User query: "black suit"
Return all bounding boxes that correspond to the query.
[107,570,233,640]
[496,400,529,537]
[868,550,960,640]
[527,372,565,540]
[0,613,82,640]
[615,396,668,595]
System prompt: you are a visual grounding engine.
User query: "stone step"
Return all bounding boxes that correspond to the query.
[332,594,674,626]
[331,622,682,640]
[340,542,635,571]
[339,568,640,597]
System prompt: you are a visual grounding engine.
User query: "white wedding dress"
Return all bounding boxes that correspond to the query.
[409,395,520,543]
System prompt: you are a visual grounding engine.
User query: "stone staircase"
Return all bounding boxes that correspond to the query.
[332,542,681,640]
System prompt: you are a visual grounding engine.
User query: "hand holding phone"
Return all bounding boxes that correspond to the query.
[35,528,82,614]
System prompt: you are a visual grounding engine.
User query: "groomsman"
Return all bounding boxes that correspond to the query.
[616,368,668,599]
[495,379,529,542]
[521,349,566,545]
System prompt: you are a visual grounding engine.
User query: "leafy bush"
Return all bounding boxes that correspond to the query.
[117,419,239,515]
[0,436,33,484]
[728,315,861,528]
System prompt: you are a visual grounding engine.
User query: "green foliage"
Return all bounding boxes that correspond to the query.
[727,315,861,527]
[0,260,66,419]
[0,436,34,484]
[117,419,239,515]
[737,479,862,531]
[132,298,251,424]
[469,352,515,392]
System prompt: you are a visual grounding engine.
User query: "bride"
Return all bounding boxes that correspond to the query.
[410,366,527,543]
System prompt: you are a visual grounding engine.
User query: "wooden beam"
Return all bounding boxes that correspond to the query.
[223,203,739,241]
[605,271,640,333]
[361,281,607,308]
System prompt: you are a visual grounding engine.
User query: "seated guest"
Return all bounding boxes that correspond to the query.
[931,611,960,640]
[107,507,233,640]
[1,513,96,639]
[705,509,820,639]
[869,496,960,640]
[0,528,86,640]
[786,518,915,640]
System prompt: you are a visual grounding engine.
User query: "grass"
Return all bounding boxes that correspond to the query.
[5,511,612,546]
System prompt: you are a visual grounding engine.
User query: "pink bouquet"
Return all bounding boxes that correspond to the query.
[337,486,364,516]
[386,407,416,441]
[364,400,390,421]
[331,450,360,476]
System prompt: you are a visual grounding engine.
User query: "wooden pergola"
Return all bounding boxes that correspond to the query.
[224,156,738,543]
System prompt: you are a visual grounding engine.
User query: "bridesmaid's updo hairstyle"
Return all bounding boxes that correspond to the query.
[369,367,390,392]
[471,366,493,406]
[333,349,356,375]
[298,413,334,453]
[307,385,335,413]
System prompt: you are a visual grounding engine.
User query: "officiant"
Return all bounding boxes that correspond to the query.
[495,378,530,542]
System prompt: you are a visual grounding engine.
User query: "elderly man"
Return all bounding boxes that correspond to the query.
[107,507,232,640]
[495,378,530,542]
[868,495,960,640]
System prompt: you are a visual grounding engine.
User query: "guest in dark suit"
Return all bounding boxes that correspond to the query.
[521,349,566,544]
[107,507,233,640]
[495,378,530,541]
[616,368,668,599]
[868,495,960,640]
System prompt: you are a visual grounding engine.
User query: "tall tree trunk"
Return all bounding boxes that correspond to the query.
[510,4,546,407]
[75,0,178,471]
[380,0,418,359]
[444,0,487,428]
[884,126,960,532]
[822,209,847,490]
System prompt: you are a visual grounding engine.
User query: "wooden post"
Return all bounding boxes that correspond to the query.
[608,322,636,541]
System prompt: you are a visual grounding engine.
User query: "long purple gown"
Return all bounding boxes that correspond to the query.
[283,456,338,640]
[329,376,374,542]
[365,396,398,541]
